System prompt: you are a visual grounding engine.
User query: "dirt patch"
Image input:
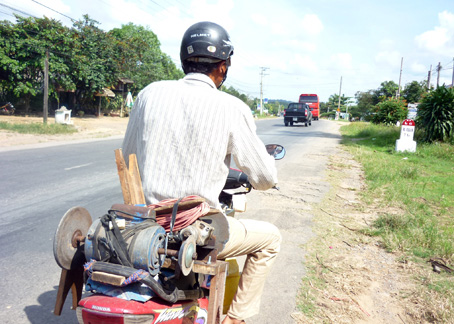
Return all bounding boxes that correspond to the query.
[0,115,129,148]
[292,149,451,323]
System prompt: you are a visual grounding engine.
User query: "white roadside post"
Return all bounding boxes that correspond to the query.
[395,119,417,153]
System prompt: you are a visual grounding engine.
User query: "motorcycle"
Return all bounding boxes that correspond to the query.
[0,102,15,115]
[53,144,286,324]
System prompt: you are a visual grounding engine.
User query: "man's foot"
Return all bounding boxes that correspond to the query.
[221,315,245,324]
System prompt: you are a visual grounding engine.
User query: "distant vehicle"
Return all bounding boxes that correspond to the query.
[299,94,319,120]
[283,102,312,127]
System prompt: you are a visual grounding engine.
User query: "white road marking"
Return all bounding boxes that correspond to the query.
[64,163,93,171]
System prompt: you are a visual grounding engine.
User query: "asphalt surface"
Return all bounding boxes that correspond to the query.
[0,118,342,323]
[243,119,342,323]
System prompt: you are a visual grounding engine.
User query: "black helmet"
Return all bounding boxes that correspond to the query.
[180,21,234,64]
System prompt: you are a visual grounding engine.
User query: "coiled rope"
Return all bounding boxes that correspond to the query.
[148,195,211,232]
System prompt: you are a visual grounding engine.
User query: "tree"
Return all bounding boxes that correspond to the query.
[327,93,351,111]
[371,98,407,125]
[0,15,73,114]
[70,15,117,108]
[266,100,281,115]
[319,101,329,113]
[402,80,426,103]
[374,81,399,102]
[416,86,454,142]
[110,23,183,93]
[0,16,184,115]
[354,90,376,120]
[221,85,257,110]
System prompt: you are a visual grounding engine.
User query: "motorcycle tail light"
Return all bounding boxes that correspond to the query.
[77,307,155,324]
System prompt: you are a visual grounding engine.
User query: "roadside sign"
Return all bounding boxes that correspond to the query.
[396,119,417,152]
[400,119,415,141]
[264,98,268,104]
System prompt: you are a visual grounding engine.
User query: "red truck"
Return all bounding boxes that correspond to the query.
[299,94,319,120]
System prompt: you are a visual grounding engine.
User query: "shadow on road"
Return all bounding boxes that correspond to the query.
[267,122,343,139]
[24,286,78,324]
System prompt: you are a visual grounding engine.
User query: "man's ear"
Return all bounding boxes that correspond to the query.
[218,61,227,74]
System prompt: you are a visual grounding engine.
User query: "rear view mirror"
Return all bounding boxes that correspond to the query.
[265,144,286,160]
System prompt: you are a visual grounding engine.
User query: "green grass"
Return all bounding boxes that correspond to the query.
[341,122,454,260]
[0,121,77,135]
[254,114,279,119]
[341,122,454,321]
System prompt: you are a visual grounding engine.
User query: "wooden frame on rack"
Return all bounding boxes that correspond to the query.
[114,149,228,324]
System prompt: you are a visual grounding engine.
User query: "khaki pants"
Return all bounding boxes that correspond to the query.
[217,216,282,320]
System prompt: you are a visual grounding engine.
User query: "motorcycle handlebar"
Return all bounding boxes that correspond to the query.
[223,168,249,190]
[223,144,285,190]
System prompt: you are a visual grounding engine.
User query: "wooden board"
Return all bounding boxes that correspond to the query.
[91,272,125,286]
[114,149,146,205]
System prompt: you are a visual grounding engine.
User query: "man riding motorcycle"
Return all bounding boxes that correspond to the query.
[122,21,281,324]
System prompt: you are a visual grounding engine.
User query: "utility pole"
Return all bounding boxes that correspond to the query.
[259,67,269,115]
[452,57,454,87]
[43,49,49,124]
[337,76,342,118]
[427,65,432,90]
[437,62,442,87]
[397,57,403,98]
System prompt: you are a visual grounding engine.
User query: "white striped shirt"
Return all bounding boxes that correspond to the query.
[122,73,277,209]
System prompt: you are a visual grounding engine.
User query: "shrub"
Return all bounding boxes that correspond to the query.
[320,111,335,119]
[371,98,407,125]
[416,86,454,142]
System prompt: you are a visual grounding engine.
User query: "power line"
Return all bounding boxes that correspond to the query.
[224,81,259,97]
[170,0,192,11]
[149,0,180,16]
[31,0,76,22]
[225,83,257,94]
[0,9,16,18]
[429,59,452,74]
[266,82,339,87]
[226,76,257,88]
[0,3,36,18]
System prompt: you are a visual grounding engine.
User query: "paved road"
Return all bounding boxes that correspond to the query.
[243,119,342,323]
[0,118,341,323]
[0,138,125,323]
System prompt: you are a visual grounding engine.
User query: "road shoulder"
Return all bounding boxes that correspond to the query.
[0,115,129,151]
[293,148,428,323]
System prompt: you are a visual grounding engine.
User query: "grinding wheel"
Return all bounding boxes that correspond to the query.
[53,206,92,270]
[178,235,196,276]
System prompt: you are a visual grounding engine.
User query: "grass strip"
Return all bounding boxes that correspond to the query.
[341,122,454,260]
[0,121,77,135]
[340,122,454,322]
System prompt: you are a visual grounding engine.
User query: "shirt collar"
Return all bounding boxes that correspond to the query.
[183,73,217,89]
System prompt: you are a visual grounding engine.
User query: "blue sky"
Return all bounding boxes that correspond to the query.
[1,0,454,103]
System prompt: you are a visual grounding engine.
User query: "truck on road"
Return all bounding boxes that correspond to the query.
[299,94,319,120]
[284,102,312,127]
